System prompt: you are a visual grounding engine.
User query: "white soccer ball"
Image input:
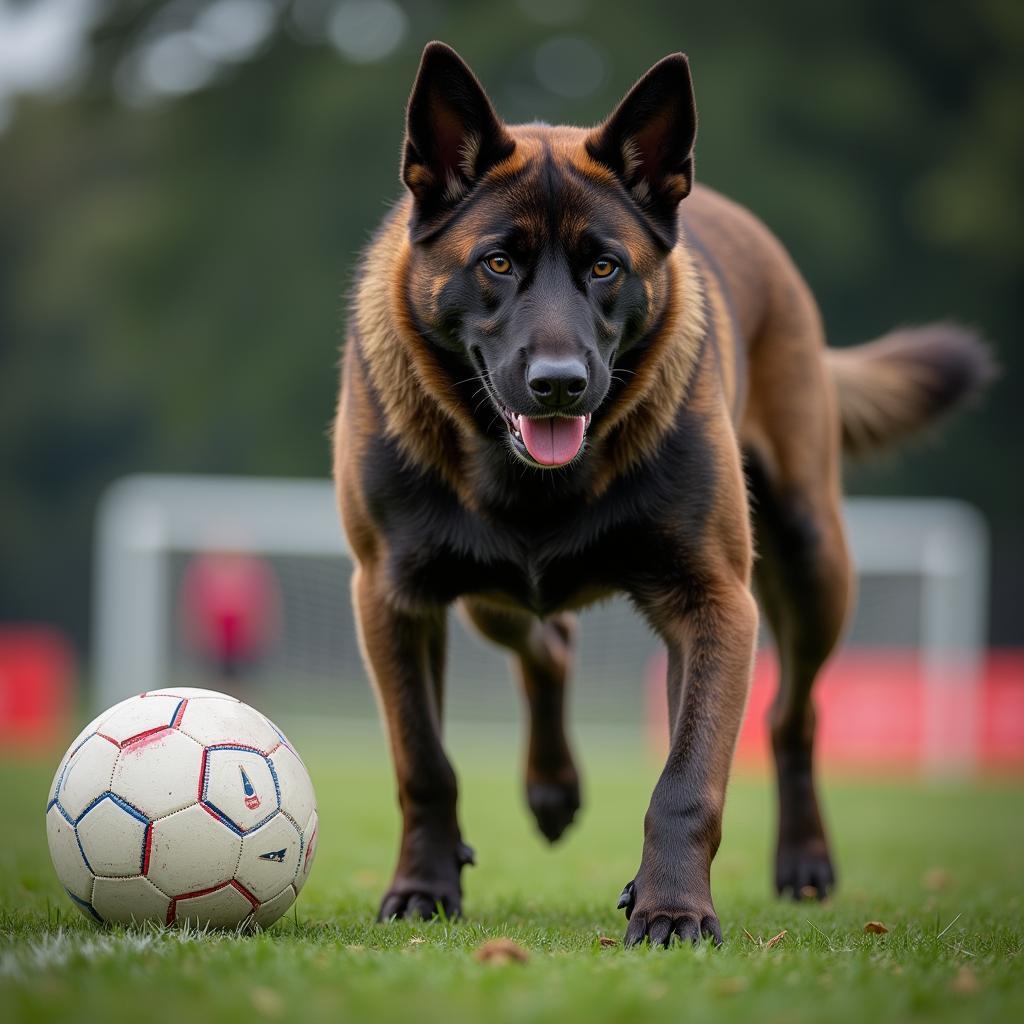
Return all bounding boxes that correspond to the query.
[46,687,317,930]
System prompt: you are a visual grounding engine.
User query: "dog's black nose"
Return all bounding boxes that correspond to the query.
[527,358,588,408]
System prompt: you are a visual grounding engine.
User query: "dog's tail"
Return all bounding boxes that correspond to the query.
[825,323,995,457]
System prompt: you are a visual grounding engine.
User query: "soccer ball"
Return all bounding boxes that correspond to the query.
[46,687,317,929]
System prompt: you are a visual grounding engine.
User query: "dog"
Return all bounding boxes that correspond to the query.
[333,42,991,946]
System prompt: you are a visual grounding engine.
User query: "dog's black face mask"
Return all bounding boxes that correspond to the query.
[401,44,697,468]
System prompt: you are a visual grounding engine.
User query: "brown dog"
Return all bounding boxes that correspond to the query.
[333,42,990,945]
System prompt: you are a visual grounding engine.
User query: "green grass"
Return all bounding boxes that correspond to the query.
[2,720,1022,1023]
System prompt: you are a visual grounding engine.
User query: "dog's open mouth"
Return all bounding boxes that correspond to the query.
[499,407,592,467]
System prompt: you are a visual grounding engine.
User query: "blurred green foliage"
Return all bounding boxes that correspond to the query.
[0,0,1021,646]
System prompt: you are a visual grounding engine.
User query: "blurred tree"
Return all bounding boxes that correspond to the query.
[0,0,1020,647]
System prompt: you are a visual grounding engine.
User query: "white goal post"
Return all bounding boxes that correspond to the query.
[93,474,989,775]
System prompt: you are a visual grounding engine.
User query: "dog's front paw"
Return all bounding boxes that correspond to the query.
[617,878,723,948]
[775,836,835,900]
[378,887,460,921]
[378,840,475,921]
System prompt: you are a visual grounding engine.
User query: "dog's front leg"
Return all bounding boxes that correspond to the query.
[620,580,758,946]
[352,563,473,920]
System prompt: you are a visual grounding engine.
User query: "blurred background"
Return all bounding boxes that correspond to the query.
[0,0,1021,770]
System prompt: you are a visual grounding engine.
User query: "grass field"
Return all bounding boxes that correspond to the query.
[2,719,1022,1024]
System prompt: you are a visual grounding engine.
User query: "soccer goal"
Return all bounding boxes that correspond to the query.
[92,474,989,776]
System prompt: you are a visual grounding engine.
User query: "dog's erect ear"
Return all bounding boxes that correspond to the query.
[402,42,515,241]
[585,54,697,247]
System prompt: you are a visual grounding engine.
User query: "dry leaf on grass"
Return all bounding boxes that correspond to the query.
[597,935,618,948]
[474,938,530,965]
[950,966,980,994]
[742,927,786,949]
[863,921,889,934]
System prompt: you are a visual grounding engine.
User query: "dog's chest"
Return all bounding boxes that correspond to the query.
[378,483,682,615]
[362,423,714,614]
[388,514,618,613]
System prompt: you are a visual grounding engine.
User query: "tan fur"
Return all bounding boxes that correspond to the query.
[458,130,481,180]
[829,345,932,455]
[349,208,476,502]
[826,325,993,456]
[334,341,385,564]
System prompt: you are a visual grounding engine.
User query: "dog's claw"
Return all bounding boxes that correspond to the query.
[648,916,672,947]
[617,880,636,914]
[675,917,702,945]
[407,894,440,920]
[700,915,724,945]
[378,892,404,921]
[623,910,722,949]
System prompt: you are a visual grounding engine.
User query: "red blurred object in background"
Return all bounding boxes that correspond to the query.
[178,552,281,678]
[647,648,1024,774]
[0,625,76,749]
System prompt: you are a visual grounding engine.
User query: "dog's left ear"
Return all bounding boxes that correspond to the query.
[586,54,697,247]
[402,42,515,241]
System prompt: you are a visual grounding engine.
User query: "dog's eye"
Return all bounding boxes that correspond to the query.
[484,253,512,276]
[592,258,619,280]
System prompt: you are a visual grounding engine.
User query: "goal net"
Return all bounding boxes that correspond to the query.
[93,475,989,776]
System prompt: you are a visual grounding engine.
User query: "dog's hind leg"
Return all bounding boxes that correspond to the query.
[460,598,581,842]
[745,428,852,900]
[353,563,473,920]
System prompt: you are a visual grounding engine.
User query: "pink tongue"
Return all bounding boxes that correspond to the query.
[519,416,586,466]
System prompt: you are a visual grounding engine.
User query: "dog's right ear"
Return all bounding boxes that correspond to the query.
[402,42,515,242]
[585,54,697,248]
